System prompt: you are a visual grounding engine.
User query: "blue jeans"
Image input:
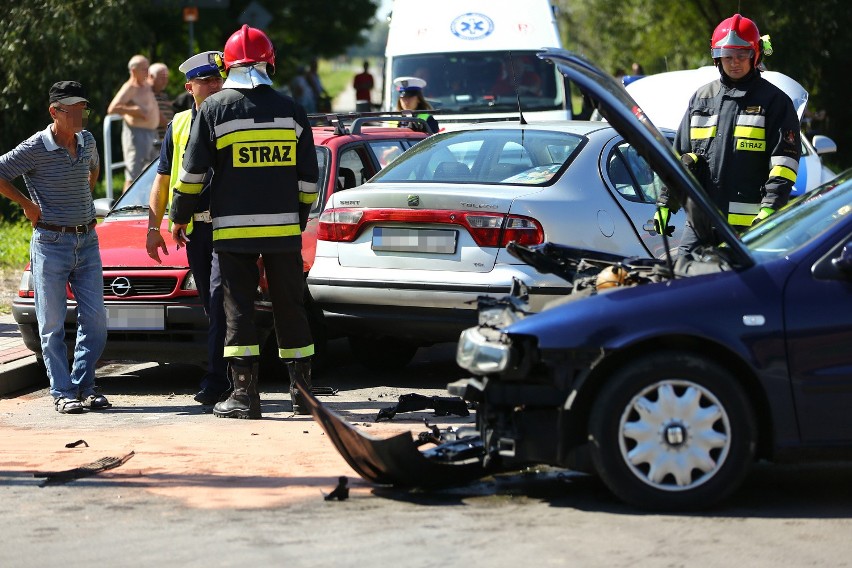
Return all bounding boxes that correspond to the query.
[30,227,106,400]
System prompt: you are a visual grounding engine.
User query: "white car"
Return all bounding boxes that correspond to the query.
[308,121,686,368]
[624,66,837,196]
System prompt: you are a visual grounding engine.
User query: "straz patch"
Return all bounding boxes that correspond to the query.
[234,142,296,167]
[736,139,765,152]
[744,106,763,114]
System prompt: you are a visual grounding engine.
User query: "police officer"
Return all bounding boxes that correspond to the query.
[393,76,439,133]
[146,51,228,405]
[170,25,319,419]
[655,14,801,254]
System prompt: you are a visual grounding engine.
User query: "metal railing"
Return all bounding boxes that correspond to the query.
[102,114,125,201]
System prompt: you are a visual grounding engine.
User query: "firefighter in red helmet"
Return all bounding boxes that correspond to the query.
[654,14,801,255]
[170,25,319,419]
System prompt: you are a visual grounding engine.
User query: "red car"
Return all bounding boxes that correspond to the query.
[12,114,428,373]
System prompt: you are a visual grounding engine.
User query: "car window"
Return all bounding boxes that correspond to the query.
[338,147,371,190]
[606,143,664,204]
[370,141,407,168]
[311,147,331,214]
[743,173,852,260]
[371,129,584,186]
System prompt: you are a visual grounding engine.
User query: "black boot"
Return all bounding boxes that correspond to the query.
[286,359,312,415]
[214,360,261,419]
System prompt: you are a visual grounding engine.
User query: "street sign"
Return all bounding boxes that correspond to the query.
[183,6,199,21]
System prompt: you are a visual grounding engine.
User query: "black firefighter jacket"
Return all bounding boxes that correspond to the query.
[171,85,319,253]
[660,68,801,229]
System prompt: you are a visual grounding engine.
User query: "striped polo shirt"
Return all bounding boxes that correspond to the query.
[0,125,99,226]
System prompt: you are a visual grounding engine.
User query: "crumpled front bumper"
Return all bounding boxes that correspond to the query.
[297,381,491,487]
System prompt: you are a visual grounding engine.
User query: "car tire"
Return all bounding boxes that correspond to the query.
[347,335,418,371]
[588,351,756,511]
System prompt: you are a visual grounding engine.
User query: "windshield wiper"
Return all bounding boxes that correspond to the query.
[110,205,149,214]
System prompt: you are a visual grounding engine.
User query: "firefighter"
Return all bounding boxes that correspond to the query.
[654,14,801,254]
[170,25,319,419]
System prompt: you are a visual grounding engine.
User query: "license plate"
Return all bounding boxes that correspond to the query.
[106,306,165,330]
[371,227,457,254]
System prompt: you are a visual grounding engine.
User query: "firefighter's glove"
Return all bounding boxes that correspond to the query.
[653,206,674,237]
[752,207,775,226]
[680,152,700,173]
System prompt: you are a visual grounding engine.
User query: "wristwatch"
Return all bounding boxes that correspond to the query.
[147,226,161,233]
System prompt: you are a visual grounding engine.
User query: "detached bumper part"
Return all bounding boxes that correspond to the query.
[296,382,489,487]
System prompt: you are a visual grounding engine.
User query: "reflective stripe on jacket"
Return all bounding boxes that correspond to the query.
[168,109,194,233]
[170,86,319,253]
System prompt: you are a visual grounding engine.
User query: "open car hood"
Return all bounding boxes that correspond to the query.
[625,66,809,130]
[542,49,753,266]
[302,49,753,488]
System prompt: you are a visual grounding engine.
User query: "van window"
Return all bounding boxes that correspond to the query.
[392,51,565,114]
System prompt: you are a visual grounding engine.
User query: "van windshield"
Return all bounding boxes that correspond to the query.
[391,51,565,114]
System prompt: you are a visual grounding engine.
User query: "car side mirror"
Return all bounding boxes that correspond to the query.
[831,241,852,274]
[812,135,837,156]
[94,197,114,218]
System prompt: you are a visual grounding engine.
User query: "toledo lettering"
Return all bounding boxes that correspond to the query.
[234,141,297,167]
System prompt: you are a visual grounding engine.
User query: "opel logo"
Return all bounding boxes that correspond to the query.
[407,195,420,207]
[110,276,132,297]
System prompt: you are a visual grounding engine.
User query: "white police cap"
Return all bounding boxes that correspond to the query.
[393,76,427,95]
[179,51,224,80]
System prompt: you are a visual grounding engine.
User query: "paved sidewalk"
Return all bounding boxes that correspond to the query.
[0,313,42,395]
[0,313,31,365]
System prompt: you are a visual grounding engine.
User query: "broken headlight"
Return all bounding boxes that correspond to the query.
[457,326,512,375]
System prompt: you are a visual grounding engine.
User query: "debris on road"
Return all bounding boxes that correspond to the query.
[323,476,349,501]
[33,451,135,486]
[376,393,470,421]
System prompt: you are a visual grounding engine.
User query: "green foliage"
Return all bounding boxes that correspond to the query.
[0,219,31,269]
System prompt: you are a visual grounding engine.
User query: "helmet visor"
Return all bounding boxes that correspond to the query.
[712,47,754,60]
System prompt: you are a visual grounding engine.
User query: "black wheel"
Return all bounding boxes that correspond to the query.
[588,352,756,511]
[348,335,418,371]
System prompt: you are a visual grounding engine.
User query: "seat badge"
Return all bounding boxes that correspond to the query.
[407,195,420,207]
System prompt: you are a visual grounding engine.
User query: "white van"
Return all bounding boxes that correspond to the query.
[382,0,575,125]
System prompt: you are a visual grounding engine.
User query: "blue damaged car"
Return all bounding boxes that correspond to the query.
[298,48,852,511]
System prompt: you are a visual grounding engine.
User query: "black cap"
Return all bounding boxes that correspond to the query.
[49,81,89,105]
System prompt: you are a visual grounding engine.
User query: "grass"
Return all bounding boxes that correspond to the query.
[319,59,360,100]
[0,219,31,270]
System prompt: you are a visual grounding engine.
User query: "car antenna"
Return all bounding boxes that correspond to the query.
[508,52,528,125]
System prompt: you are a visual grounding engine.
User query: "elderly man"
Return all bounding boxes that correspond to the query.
[108,54,159,192]
[0,81,108,414]
[146,51,229,405]
[149,62,174,142]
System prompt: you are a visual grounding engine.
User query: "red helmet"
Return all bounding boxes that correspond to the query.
[710,14,762,67]
[223,24,275,71]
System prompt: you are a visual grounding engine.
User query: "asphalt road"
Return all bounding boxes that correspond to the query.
[2,341,852,567]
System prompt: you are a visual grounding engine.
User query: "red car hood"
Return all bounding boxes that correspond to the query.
[96,218,189,269]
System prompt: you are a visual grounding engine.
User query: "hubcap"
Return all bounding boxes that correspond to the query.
[618,380,731,492]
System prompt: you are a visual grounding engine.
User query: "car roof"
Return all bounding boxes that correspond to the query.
[311,125,427,145]
[446,120,615,136]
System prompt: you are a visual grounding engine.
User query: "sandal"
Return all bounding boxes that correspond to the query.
[55,397,84,414]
